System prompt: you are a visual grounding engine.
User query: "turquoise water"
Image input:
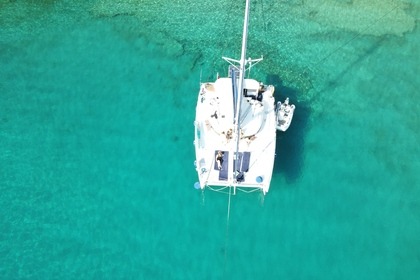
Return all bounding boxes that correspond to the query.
[1,0,419,279]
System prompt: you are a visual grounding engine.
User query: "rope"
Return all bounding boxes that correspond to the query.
[314,3,401,66]
[236,187,262,193]
[224,186,232,275]
[201,189,205,206]
[227,186,232,223]
[207,185,230,194]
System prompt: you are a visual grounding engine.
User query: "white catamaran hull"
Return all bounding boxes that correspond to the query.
[194,78,276,194]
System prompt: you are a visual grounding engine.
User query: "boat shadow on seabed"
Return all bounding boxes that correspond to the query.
[267,74,311,184]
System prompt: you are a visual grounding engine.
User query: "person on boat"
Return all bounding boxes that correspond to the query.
[226,129,233,140]
[216,151,224,170]
[257,83,264,101]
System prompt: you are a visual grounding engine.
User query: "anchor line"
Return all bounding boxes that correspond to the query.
[294,3,404,98]
[224,186,232,274]
[227,186,232,224]
[314,4,401,66]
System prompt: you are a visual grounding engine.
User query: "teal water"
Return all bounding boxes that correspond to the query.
[1,0,419,279]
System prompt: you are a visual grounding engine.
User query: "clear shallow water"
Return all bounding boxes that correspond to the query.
[1,0,419,279]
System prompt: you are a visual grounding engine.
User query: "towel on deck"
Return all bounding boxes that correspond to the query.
[214,151,229,181]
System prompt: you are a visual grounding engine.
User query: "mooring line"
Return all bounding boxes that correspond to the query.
[227,186,232,223]
[314,3,401,66]
[224,186,232,275]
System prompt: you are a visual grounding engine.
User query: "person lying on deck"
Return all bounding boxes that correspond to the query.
[216,151,224,170]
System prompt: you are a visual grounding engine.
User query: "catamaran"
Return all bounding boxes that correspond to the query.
[193,0,294,195]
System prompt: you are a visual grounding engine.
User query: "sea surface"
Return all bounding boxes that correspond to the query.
[1,0,419,279]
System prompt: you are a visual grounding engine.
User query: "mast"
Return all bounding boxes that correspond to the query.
[234,0,250,128]
[233,0,250,182]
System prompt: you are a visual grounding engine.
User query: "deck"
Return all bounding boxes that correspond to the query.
[194,78,276,194]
